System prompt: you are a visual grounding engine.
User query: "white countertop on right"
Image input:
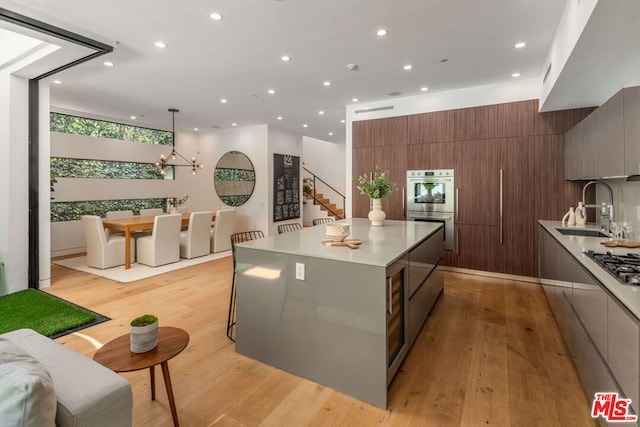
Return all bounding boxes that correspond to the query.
[539,220,640,320]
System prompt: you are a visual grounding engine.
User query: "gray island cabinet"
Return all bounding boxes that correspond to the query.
[235,218,444,408]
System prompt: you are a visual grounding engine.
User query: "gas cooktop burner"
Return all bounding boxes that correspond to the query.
[585,250,640,285]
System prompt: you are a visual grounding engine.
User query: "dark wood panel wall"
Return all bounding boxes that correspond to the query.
[352,99,595,277]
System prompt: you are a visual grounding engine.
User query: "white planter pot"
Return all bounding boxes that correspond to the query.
[368,198,386,226]
[130,321,158,353]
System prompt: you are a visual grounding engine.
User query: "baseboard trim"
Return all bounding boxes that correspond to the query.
[440,266,541,285]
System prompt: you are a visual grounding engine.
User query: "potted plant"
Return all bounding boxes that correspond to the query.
[167,195,188,214]
[303,177,314,200]
[354,167,397,226]
[130,314,158,353]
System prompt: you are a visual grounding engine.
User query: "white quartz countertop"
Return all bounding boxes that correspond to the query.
[237,218,443,267]
[539,220,640,320]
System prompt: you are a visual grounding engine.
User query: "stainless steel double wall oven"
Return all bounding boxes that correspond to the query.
[406,169,455,250]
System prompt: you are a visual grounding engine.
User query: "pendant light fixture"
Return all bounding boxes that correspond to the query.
[155,108,204,175]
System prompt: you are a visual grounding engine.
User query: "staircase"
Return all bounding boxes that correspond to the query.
[308,191,344,220]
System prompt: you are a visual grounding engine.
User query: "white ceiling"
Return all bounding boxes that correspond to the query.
[3,0,637,143]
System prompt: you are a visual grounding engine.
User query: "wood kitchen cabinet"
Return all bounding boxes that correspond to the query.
[496,137,535,276]
[625,86,640,175]
[564,89,625,179]
[454,139,498,226]
[352,117,407,220]
[454,224,498,272]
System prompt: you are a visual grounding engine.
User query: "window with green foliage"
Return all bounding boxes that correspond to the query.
[51,199,167,222]
[51,157,173,180]
[50,112,172,146]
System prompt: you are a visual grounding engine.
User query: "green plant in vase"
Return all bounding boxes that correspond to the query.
[353,167,397,226]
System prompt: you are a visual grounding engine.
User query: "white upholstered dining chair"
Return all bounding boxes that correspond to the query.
[105,210,133,237]
[179,211,213,259]
[210,208,236,253]
[82,215,135,269]
[139,208,164,216]
[136,213,182,267]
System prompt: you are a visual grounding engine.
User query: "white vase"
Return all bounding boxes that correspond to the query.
[169,207,178,214]
[130,321,158,353]
[368,198,386,226]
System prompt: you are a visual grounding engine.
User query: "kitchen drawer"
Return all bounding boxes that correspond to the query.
[571,302,615,406]
[408,228,443,297]
[571,266,608,360]
[408,267,443,345]
[608,296,640,414]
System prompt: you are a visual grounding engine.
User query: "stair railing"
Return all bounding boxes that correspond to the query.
[303,166,345,219]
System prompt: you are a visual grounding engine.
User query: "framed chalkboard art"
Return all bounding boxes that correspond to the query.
[273,153,300,222]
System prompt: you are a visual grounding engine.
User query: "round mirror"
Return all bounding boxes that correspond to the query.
[214,151,256,206]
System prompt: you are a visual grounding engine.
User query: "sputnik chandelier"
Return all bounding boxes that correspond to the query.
[155,108,204,175]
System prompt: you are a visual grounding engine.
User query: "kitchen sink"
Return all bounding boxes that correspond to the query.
[555,227,609,238]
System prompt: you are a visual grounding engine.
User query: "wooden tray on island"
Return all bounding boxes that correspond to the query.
[601,240,640,248]
[321,238,362,249]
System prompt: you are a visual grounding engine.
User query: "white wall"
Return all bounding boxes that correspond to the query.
[302,135,346,195]
[0,72,29,295]
[195,125,270,234]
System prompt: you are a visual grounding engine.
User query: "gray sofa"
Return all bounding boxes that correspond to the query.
[0,328,132,427]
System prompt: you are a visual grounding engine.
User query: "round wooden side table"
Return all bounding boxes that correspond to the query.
[94,326,189,427]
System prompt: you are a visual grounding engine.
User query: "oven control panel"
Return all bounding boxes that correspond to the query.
[407,169,454,178]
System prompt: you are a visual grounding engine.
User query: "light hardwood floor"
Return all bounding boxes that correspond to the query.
[47,259,597,426]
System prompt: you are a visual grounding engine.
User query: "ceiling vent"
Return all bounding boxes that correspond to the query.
[355,106,394,114]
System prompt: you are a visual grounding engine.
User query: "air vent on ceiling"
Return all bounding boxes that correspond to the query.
[543,62,552,84]
[354,106,394,114]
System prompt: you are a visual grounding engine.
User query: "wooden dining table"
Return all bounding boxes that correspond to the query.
[102,212,216,269]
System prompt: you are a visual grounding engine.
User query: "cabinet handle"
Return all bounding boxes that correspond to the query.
[455,188,459,222]
[387,277,393,315]
[499,168,504,244]
[402,188,405,217]
[456,226,460,255]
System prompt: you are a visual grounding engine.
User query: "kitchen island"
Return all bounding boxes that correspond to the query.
[235,218,444,408]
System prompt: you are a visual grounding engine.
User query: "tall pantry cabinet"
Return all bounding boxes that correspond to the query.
[352,100,593,277]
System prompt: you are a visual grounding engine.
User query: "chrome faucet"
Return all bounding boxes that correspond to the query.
[581,180,615,234]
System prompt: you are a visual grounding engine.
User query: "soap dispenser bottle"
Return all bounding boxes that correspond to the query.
[575,202,586,225]
[562,207,576,226]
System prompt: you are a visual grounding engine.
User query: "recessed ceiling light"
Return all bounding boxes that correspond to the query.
[403,64,413,71]
[194,128,199,131]
[232,123,237,127]
[209,12,223,21]
[268,89,275,94]
[323,81,331,86]
[514,42,526,49]
[421,87,428,92]
[352,98,358,102]
[104,61,114,67]
[52,80,62,85]
[130,116,136,120]
[155,41,167,48]
[220,98,227,103]
[303,124,308,128]
[281,55,291,62]
[512,72,521,77]
[341,119,346,124]
[277,116,283,120]
[329,132,333,136]
[318,110,324,115]
[376,29,388,37]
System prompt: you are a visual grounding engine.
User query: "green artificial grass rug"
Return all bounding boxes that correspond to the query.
[0,289,108,338]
